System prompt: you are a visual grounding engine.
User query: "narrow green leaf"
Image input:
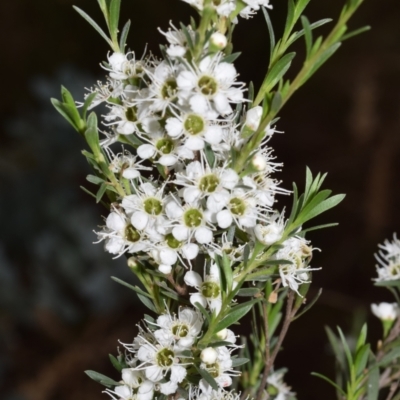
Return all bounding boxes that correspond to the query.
[109,0,121,43]
[119,20,131,51]
[215,300,258,332]
[204,143,216,167]
[283,0,296,39]
[208,340,234,348]
[354,344,370,376]
[222,253,233,292]
[51,99,80,131]
[73,6,113,48]
[194,302,211,323]
[231,358,250,367]
[195,366,219,391]
[356,323,367,352]
[337,327,353,369]
[311,372,346,396]
[301,16,313,59]
[222,52,241,64]
[292,288,322,320]
[137,293,157,312]
[111,277,152,298]
[342,25,371,41]
[262,7,275,62]
[375,346,400,368]
[80,186,97,200]
[96,183,107,203]
[82,92,98,120]
[87,174,104,185]
[367,354,379,400]
[297,223,339,234]
[109,354,123,372]
[262,52,296,93]
[85,370,120,388]
[236,288,261,297]
[294,0,312,19]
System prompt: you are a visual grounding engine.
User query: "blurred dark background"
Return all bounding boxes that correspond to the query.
[1,0,399,399]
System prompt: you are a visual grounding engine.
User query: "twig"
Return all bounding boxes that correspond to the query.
[385,380,400,400]
[255,291,296,400]
[166,274,188,297]
[262,301,270,363]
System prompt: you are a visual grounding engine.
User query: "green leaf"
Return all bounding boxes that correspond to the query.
[51,98,81,132]
[222,253,233,292]
[290,19,332,44]
[301,16,312,59]
[208,340,234,348]
[294,0,312,19]
[262,7,275,62]
[292,288,322,320]
[367,354,379,400]
[109,0,121,44]
[204,143,216,167]
[109,354,123,372]
[283,0,295,39]
[297,223,339,234]
[96,183,107,203]
[342,25,371,41]
[262,52,296,93]
[337,327,353,369]
[236,288,261,297]
[85,370,120,388]
[119,20,131,51]
[231,357,250,367]
[354,343,370,376]
[215,300,258,332]
[137,293,157,313]
[87,174,105,185]
[195,366,219,391]
[111,277,152,298]
[356,323,367,352]
[73,6,113,48]
[311,373,346,396]
[82,92,98,120]
[222,52,241,64]
[376,346,400,368]
[194,302,211,323]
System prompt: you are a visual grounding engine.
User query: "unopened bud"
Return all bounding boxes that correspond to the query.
[201,347,218,364]
[210,32,228,50]
[158,264,172,275]
[216,329,228,340]
[251,153,267,171]
[245,106,263,131]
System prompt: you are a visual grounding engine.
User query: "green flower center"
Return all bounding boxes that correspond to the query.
[172,323,189,338]
[183,209,203,227]
[161,78,178,100]
[201,281,220,299]
[143,198,163,215]
[390,264,400,276]
[156,138,174,154]
[184,114,205,135]
[199,174,220,193]
[156,348,175,367]
[125,224,141,242]
[166,233,182,249]
[205,362,220,378]
[198,76,218,96]
[229,197,246,216]
[212,0,222,6]
[125,106,138,122]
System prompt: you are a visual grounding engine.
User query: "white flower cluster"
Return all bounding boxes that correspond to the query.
[375,234,400,281]
[105,308,238,399]
[181,0,272,20]
[91,22,292,281]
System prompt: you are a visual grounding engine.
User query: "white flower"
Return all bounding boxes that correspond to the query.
[199,346,238,389]
[165,111,223,151]
[181,0,236,17]
[254,214,285,246]
[108,150,152,179]
[207,232,247,264]
[153,307,204,350]
[175,160,238,205]
[137,131,194,167]
[267,371,294,400]
[166,200,213,245]
[105,51,147,81]
[97,209,151,257]
[159,23,195,58]
[275,237,320,295]
[184,263,222,313]
[177,54,244,116]
[122,182,167,232]
[371,303,398,321]
[375,234,400,281]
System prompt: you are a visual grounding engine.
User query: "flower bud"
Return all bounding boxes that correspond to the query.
[158,264,172,275]
[210,32,228,50]
[251,152,267,171]
[371,302,398,321]
[216,329,228,340]
[200,347,218,364]
[245,106,263,131]
[254,223,283,246]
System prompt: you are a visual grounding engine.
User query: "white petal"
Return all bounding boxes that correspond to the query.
[177,70,197,91]
[199,56,212,73]
[172,225,189,241]
[204,125,222,145]
[159,154,178,166]
[131,211,149,230]
[167,45,186,57]
[166,201,183,219]
[190,293,207,309]
[170,365,187,383]
[145,365,163,382]
[137,381,154,400]
[122,168,141,179]
[210,298,222,314]
[195,227,213,244]
[106,212,126,231]
[166,117,183,138]
[190,94,209,114]
[115,385,132,399]
[185,161,202,179]
[185,136,205,150]
[215,62,236,83]
[105,237,125,254]
[240,215,256,228]
[160,381,178,395]
[220,169,239,189]
[184,187,202,203]
[207,190,229,212]
[217,210,233,229]
[158,264,173,274]
[137,144,156,159]
[160,248,178,265]
[122,369,141,388]
[182,243,199,260]
[184,271,203,288]
[213,93,232,115]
